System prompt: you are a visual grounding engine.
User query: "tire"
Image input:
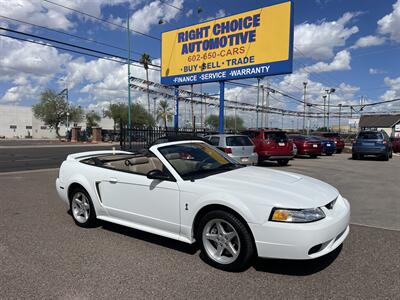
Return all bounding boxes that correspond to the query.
[383,153,389,161]
[310,154,318,158]
[352,153,358,160]
[277,159,289,166]
[326,153,333,156]
[196,210,255,272]
[389,150,393,159]
[336,149,343,154]
[70,187,97,228]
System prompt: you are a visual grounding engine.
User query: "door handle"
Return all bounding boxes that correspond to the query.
[109,177,118,184]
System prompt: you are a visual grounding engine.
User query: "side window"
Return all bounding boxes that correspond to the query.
[209,136,220,146]
[246,131,258,139]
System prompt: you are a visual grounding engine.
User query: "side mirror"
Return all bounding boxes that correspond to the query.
[146,169,173,181]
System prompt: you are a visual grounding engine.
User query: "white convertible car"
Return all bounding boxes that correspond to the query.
[56,140,350,271]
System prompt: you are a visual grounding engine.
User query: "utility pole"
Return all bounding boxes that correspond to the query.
[265,84,270,128]
[325,88,335,132]
[260,85,264,128]
[256,77,261,128]
[200,83,203,128]
[338,103,342,133]
[281,112,284,130]
[303,82,307,133]
[127,13,132,145]
[190,84,194,130]
[235,96,238,132]
[323,94,327,130]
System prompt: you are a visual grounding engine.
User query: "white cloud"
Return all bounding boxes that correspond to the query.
[369,68,386,75]
[185,9,193,17]
[301,50,351,73]
[378,0,400,42]
[0,84,39,103]
[294,12,359,60]
[351,35,385,49]
[200,9,226,22]
[0,36,70,83]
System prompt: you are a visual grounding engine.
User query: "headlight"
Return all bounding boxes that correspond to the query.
[269,207,325,223]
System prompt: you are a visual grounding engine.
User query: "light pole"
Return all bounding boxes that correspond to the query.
[338,103,342,133]
[325,88,335,132]
[260,85,264,128]
[303,82,307,133]
[322,95,327,130]
[127,13,132,147]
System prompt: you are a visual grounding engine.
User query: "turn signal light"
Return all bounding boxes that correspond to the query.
[271,209,289,221]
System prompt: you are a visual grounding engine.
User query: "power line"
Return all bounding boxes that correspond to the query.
[42,0,160,41]
[0,27,161,71]
[0,33,159,72]
[0,15,153,59]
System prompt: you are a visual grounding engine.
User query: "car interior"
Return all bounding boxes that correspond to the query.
[81,153,166,176]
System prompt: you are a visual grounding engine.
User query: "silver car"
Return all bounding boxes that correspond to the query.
[205,134,258,165]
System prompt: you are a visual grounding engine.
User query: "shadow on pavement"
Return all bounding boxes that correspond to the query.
[253,244,342,276]
[101,221,199,255]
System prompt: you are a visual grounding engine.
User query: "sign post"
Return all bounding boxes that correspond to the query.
[219,81,225,133]
[174,86,179,130]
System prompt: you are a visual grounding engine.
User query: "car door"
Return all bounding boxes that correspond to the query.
[98,167,180,235]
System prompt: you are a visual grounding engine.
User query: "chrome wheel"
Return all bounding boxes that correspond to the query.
[202,219,241,265]
[71,192,90,224]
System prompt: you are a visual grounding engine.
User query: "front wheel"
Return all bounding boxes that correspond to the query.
[197,210,255,272]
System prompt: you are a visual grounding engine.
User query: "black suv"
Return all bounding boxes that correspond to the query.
[352,130,393,160]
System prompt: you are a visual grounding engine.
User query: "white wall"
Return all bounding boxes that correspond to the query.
[0,105,115,139]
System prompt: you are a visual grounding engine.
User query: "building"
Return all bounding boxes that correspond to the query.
[359,114,400,137]
[0,105,114,139]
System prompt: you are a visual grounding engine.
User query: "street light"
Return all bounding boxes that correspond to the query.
[303,82,307,133]
[338,103,342,133]
[322,95,327,130]
[325,88,335,132]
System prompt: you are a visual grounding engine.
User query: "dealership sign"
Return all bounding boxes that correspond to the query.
[161,0,293,85]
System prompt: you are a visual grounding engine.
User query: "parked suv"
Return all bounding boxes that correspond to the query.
[242,129,294,166]
[205,134,258,165]
[352,130,392,160]
[314,132,345,153]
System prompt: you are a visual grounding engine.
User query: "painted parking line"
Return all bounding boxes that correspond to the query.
[0,168,59,175]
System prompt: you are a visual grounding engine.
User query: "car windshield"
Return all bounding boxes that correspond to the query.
[358,132,381,140]
[158,142,243,180]
[226,136,253,146]
[265,132,288,142]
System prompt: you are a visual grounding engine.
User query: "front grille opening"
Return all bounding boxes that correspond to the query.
[308,244,322,255]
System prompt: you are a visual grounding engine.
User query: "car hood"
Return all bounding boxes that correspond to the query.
[191,166,339,209]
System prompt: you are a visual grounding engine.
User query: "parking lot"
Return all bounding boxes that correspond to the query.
[0,153,399,299]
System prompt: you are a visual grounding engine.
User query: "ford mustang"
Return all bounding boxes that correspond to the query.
[56,140,350,271]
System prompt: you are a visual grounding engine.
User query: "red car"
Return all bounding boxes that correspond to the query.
[242,129,294,166]
[314,132,345,153]
[392,137,400,153]
[289,135,323,158]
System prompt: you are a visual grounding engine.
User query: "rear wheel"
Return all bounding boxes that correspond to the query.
[352,153,358,160]
[310,154,318,158]
[277,159,289,166]
[336,149,343,154]
[382,153,389,161]
[197,210,255,272]
[389,150,393,159]
[70,187,97,228]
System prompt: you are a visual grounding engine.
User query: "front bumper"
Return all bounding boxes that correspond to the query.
[249,196,350,260]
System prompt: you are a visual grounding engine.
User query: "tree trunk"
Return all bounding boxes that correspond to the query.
[164,115,167,131]
[55,122,61,138]
[146,70,150,115]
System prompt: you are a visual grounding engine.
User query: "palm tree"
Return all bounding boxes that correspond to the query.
[156,100,173,130]
[139,53,151,115]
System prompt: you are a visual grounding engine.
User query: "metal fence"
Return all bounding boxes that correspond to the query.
[120,127,216,151]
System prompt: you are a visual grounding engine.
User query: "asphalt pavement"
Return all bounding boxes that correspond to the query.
[0,153,399,299]
[0,144,118,172]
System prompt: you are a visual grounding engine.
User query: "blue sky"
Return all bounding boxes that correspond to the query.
[0,0,399,128]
